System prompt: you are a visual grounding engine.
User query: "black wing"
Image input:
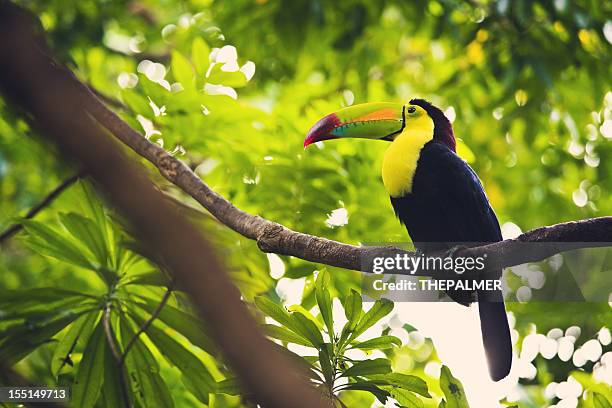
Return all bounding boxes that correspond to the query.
[391,141,511,381]
[391,141,502,247]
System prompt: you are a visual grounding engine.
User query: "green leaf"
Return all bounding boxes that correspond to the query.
[171,50,195,88]
[319,346,334,385]
[51,311,98,377]
[78,181,108,238]
[348,298,393,343]
[216,378,242,396]
[388,388,424,408]
[284,264,316,279]
[59,212,109,267]
[351,335,401,350]
[125,271,170,287]
[101,341,125,408]
[143,322,215,404]
[340,289,362,346]
[0,287,94,308]
[0,288,94,319]
[207,64,247,88]
[132,297,215,354]
[78,181,115,268]
[0,309,85,365]
[72,320,105,408]
[368,373,431,398]
[120,318,174,408]
[191,37,210,77]
[343,290,362,331]
[341,358,391,378]
[290,311,324,347]
[21,220,94,270]
[315,270,334,338]
[262,324,313,347]
[339,382,390,404]
[439,400,447,408]
[439,365,469,408]
[403,323,418,333]
[288,304,324,330]
[592,392,612,408]
[254,296,294,329]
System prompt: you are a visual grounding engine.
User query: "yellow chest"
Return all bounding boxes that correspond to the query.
[381,123,434,198]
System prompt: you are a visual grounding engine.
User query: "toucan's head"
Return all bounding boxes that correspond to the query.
[304,99,455,152]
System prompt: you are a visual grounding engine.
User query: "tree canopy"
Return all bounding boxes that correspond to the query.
[0,1,610,407]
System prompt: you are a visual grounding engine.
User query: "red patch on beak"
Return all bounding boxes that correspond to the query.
[304,113,341,148]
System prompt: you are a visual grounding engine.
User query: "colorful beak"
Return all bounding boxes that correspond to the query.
[304,102,405,148]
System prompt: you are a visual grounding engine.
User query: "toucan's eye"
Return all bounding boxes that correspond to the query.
[407,106,416,114]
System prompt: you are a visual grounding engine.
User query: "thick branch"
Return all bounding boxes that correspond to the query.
[1,6,609,276]
[0,2,608,404]
[36,30,607,275]
[72,65,611,274]
[0,3,327,407]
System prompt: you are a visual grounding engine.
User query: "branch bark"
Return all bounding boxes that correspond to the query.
[55,39,611,276]
[5,0,609,274]
[72,63,611,274]
[0,3,327,407]
[0,1,609,404]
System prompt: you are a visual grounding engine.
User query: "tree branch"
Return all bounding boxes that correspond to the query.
[3,2,609,275]
[0,171,204,245]
[0,3,327,406]
[73,68,612,275]
[0,171,84,243]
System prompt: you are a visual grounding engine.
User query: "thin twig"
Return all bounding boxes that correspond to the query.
[102,305,132,408]
[119,285,173,366]
[0,171,84,243]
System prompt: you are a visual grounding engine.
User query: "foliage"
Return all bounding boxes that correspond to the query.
[0,183,222,407]
[1,0,610,407]
[250,270,439,407]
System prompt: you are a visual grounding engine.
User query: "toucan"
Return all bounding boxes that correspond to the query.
[304,99,512,381]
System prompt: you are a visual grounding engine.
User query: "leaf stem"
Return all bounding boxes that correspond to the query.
[118,284,173,366]
[102,304,132,408]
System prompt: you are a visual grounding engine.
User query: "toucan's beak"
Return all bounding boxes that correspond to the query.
[304,102,405,148]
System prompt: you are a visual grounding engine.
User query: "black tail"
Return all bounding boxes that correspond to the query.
[478,289,512,381]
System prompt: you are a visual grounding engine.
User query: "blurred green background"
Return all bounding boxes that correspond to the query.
[0,1,610,407]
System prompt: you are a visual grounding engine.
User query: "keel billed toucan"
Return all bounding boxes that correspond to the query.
[304,99,512,381]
